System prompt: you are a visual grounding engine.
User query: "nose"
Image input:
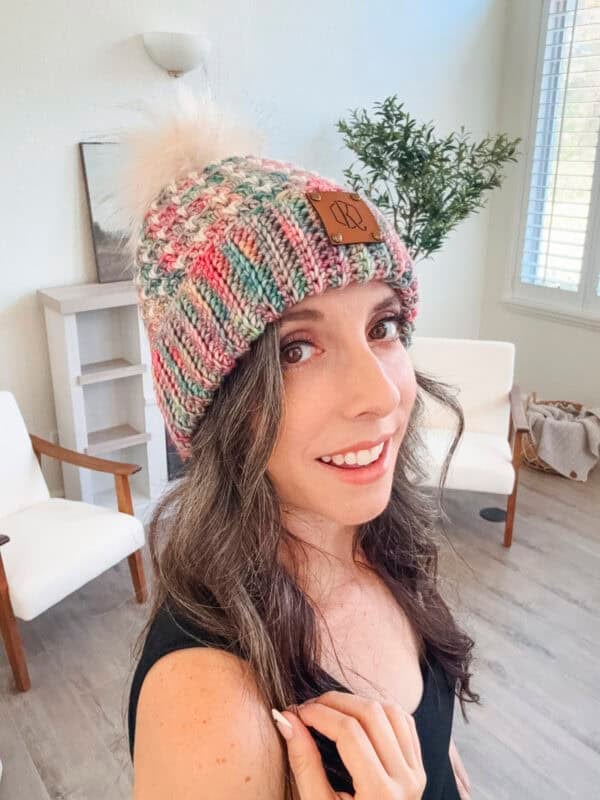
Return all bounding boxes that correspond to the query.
[337,343,402,419]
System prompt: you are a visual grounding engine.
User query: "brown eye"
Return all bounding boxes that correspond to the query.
[371,315,403,341]
[280,338,315,367]
[283,344,302,365]
[371,321,387,340]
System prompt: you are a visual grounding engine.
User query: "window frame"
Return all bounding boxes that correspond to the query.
[504,0,600,330]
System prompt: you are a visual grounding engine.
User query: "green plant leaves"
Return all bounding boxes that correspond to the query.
[336,95,521,262]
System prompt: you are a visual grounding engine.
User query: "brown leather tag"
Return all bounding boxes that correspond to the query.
[306,190,382,245]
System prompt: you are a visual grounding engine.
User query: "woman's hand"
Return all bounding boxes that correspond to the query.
[272,691,427,799]
[449,737,471,800]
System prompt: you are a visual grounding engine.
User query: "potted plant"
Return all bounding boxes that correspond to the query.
[337,94,521,263]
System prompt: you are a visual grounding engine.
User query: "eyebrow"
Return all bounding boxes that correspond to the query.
[279,293,402,325]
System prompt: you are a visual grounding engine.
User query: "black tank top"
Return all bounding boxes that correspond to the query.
[128,602,460,799]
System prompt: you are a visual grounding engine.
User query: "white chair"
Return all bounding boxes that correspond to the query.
[0,390,147,692]
[409,337,529,547]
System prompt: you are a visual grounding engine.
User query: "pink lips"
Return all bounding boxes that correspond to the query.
[316,437,392,485]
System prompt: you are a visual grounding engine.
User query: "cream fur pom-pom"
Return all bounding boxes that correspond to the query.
[116,85,265,259]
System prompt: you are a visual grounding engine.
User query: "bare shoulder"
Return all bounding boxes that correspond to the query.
[133,646,286,800]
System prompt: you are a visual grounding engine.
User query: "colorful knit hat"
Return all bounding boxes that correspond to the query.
[120,90,419,461]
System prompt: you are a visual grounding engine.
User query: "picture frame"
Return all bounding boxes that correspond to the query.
[79,141,133,283]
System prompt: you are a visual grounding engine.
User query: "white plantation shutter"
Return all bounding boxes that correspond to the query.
[520,0,600,307]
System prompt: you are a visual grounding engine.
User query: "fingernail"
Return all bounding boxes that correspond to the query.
[271,708,294,740]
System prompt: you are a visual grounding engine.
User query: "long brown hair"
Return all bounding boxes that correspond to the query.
[130,320,480,793]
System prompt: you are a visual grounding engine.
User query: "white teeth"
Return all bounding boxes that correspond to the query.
[319,441,385,466]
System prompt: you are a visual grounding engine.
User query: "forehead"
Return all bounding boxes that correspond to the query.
[279,282,400,324]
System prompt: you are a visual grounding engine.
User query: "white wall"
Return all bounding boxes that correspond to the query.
[1,0,508,495]
[480,0,600,408]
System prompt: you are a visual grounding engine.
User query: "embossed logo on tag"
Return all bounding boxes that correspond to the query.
[306,191,382,245]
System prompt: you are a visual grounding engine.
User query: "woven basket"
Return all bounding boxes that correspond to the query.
[521,391,584,475]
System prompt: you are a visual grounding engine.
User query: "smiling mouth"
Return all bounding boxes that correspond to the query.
[326,451,383,469]
[316,438,390,470]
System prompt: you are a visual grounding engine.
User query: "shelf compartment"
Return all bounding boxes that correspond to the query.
[88,441,154,524]
[78,357,146,385]
[76,304,142,369]
[82,372,146,454]
[86,423,151,456]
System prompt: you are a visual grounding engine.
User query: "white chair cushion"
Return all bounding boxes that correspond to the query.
[0,391,50,517]
[0,497,145,621]
[415,428,515,495]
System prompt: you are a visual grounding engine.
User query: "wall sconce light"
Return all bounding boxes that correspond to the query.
[141,32,210,78]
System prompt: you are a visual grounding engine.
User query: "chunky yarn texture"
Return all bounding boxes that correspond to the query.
[133,153,419,460]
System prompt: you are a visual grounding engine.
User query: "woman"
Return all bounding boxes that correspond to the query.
[121,92,478,800]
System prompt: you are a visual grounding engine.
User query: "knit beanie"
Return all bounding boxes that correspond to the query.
[119,90,419,461]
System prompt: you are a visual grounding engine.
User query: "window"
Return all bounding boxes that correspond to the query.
[513,0,600,324]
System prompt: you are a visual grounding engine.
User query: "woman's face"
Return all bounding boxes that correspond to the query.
[266,279,417,528]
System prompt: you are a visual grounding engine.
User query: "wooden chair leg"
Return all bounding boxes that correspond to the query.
[504,430,525,548]
[114,473,148,603]
[127,549,147,603]
[0,553,31,692]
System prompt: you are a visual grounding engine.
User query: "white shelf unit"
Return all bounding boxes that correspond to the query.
[37,280,169,524]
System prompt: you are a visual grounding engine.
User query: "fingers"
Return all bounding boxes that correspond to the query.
[457,757,471,793]
[456,775,472,800]
[272,708,336,800]
[294,691,425,796]
[456,768,472,797]
[449,738,471,797]
[301,692,415,779]
[383,701,423,772]
[295,700,392,794]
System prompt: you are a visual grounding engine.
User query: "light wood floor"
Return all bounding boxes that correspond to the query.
[0,464,598,799]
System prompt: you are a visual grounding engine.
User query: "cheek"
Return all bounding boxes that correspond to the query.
[389,351,417,401]
[267,402,313,475]
[403,365,418,406]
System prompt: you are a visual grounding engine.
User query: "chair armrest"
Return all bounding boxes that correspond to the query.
[509,384,529,433]
[29,434,142,476]
[0,534,10,547]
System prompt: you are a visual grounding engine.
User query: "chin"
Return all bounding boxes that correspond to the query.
[327,491,393,526]
[351,505,390,526]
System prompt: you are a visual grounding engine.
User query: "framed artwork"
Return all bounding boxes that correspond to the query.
[79,141,133,283]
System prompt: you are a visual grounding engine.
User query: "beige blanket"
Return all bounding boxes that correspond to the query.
[527,400,600,481]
